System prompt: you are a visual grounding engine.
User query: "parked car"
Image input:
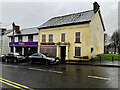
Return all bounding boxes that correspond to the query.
[5,52,25,63]
[0,54,6,62]
[28,53,59,65]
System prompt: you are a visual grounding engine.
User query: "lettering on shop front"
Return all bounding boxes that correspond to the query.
[19,42,25,45]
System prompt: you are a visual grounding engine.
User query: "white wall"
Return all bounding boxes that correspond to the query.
[33,35,38,42]
[2,32,13,54]
[15,37,18,42]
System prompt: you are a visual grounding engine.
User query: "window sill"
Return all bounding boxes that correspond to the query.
[74,42,81,43]
[74,56,89,59]
[74,56,82,58]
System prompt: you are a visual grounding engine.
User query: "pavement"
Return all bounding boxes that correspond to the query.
[63,60,120,68]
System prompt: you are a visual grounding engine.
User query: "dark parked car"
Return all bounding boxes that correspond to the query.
[0,54,6,62]
[28,53,59,65]
[5,52,25,63]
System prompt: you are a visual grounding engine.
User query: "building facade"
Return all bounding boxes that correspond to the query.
[38,2,105,61]
[0,28,13,55]
[9,27,38,56]
[2,29,13,55]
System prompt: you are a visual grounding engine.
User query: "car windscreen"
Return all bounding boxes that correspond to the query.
[44,53,54,57]
[14,53,20,56]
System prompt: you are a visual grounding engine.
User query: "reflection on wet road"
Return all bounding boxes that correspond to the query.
[0,62,119,88]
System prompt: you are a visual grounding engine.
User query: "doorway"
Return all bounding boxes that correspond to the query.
[16,47,22,55]
[60,46,66,62]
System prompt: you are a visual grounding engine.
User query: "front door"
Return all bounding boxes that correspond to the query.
[60,46,66,62]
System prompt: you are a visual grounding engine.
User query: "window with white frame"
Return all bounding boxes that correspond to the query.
[75,32,80,43]
[75,47,81,57]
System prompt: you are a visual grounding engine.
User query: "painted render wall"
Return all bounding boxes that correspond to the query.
[38,23,90,60]
[89,11,104,58]
[2,32,13,54]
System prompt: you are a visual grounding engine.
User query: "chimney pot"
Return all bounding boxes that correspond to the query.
[93,2,100,13]
[15,26,20,33]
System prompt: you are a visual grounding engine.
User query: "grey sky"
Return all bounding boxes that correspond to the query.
[0,0,118,36]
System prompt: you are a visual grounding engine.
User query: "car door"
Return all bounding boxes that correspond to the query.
[37,53,43,62]
[7,53,13,59]
[31,53,38,62]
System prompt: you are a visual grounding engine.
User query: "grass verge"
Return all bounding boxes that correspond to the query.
[93,54,120,60]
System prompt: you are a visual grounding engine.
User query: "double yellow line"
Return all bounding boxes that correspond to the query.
[0,77,34,90]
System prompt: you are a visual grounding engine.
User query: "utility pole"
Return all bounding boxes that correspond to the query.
[12,22,15,53]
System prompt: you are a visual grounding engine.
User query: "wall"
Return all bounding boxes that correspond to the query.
[90,10,104,58]
[38,23,90,60]
[2,32,13,54]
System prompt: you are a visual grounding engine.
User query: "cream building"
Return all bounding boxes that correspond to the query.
[38,2,105,61]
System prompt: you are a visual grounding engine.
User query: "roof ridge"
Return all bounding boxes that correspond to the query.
[51,9,94,19]
[19,26,38,31]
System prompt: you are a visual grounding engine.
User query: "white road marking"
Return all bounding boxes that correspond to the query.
[2,65,18,68]
[88,75,111,81]
[48,70,63,74]
[29,68,47,72]
[29,68,63,74]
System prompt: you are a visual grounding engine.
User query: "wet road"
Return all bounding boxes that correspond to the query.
[0,61,119,89]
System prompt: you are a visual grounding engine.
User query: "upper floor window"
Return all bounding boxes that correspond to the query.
[61,33,65,42]
[18,36,22,42]
[75,47,81,57]
[28,35,33,42]
[42,35,46,43]
[75,32,80,43]
[49,34,53,43]
[11,37,13,42]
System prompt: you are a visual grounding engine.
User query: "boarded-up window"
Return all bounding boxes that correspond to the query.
[61,33,65,42]
[75,32,80,43]
[40,45,56,57]
[42,35,46,43]
[49,34,53,42]
[75,47,81,56]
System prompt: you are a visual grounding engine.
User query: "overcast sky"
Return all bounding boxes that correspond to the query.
[0,0,119,36]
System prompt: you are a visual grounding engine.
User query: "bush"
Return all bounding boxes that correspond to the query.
[93,54,120,60]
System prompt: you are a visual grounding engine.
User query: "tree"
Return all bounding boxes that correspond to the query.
[111,30,119,54]
[118,30,120,54]
[104,33,110,54]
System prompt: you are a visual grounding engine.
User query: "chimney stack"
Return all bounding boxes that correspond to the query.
[93,2,100,13]
[15,26,20,33]
[1,28,6,35]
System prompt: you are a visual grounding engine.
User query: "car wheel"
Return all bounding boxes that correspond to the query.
[14,59,17,63]
[5,59,8,63]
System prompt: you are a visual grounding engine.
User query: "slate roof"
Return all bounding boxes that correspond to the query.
[39,10,95,29]
[4,29,12,35]
[9,27,38,37]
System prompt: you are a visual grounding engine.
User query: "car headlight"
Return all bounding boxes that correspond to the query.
[56,59,59,62]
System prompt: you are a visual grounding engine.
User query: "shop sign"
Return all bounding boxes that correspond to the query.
[9,42,38,46]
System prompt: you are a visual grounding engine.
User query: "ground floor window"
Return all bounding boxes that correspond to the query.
[10,46,13,52]
[10,46,37,56]
[75,47,81,57]
[16,47,22,55]
[40,45,57,57]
